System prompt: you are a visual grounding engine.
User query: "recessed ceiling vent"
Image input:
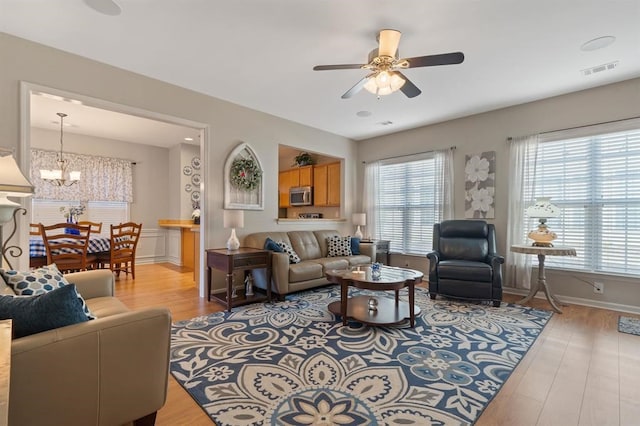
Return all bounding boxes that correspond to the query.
[581,61,619,76]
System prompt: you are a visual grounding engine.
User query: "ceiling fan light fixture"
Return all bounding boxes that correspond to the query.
[364,71,405,96]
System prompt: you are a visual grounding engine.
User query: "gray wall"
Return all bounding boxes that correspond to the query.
[358,78,640,312]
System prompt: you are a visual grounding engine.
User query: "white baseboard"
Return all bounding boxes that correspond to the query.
[503,288,640,315]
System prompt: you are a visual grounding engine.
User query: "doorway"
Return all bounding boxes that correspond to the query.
[19,82,210,295]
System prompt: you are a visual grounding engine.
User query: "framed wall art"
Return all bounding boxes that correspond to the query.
[464,150,495,219]
[224,142,264,210]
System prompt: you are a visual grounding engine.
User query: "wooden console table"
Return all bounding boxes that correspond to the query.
[206,247,272,312]
[511,244,577,313]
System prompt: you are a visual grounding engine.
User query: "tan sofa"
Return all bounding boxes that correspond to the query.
[1,269,171,426]
[244,230,375,297]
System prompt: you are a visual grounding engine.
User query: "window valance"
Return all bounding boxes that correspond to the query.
[30,149,133,202]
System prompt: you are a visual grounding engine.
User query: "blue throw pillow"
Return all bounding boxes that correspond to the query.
[0,284,89,339]
[264,237,284,252]
[1,264,96,320]
[350,237,361,255]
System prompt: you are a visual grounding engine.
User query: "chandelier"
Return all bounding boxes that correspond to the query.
[39,112,81,186]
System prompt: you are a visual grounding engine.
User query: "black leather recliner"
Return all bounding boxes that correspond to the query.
[427,220,504,307]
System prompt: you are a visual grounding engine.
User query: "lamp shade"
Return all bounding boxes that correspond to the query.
[352,213,366,226]
[363,71,406,96]
[525,197,560,218]
[526,197,561,247]
[0,155,34,223]
[223,209,244,229]
[0,155,34,196]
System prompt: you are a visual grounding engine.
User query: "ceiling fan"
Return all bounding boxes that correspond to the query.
[313,29,464,99]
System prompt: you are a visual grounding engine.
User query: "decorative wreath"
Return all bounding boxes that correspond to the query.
[230,157,262,191]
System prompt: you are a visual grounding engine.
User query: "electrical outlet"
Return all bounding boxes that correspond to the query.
[593,281,604,294]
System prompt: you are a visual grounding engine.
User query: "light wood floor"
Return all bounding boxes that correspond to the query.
[117,263,640,426]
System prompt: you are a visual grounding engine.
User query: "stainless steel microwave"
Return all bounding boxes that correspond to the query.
[290,186,313,206]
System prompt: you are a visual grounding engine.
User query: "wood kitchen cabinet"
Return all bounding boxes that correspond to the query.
[298,165,313,186]
[313,162,340,206]
[279,170,291,207]
[279,166,313,208]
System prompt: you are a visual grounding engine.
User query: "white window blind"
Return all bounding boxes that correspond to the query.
[31,200,129,236]
[376,153,440,255]
[525,127,640,276]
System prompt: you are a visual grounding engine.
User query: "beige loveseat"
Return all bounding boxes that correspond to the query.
[1,269,171,426]
[244,230,375,298]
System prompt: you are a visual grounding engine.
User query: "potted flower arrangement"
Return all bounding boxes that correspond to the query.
[60,205,86,234]
[293,152,315,167]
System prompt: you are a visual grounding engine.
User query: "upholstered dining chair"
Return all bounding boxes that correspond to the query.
[98,222,142,279]
[39,222,97,273]
[78,220,103,235]
[427,220,504,307]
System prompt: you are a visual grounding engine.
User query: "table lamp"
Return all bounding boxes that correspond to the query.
[525,197,561,247]
[223,209,244,251]
[0,155,34,269]
[352,213,366,239]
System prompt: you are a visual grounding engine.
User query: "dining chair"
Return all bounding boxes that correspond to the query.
[78,221,103,234]
[29,223,41,236]
[39,223,97,273]
[99,222,142,279]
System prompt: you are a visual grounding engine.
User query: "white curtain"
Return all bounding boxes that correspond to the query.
[30,149,133,202]
[505,135,539,289]
[434,148,454,221]
[363,161,380,240]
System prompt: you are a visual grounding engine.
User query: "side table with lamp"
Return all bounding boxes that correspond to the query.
[513,197,576,313]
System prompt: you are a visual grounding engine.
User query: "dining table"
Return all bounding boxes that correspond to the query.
[29,235,111,268]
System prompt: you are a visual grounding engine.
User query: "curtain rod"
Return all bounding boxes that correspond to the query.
[507,115,640,141]
[362,145,456,163]
[30,147,137,165]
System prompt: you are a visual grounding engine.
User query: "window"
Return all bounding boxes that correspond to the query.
[31,200,129,235]
[369,150,453,255]
[525,125,640,276]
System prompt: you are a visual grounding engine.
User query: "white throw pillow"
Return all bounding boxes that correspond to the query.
[276,241,301,264]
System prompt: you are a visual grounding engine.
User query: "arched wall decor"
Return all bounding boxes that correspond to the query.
[224,142,264,210]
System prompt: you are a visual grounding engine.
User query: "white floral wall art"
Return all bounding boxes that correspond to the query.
[465,151,495,219]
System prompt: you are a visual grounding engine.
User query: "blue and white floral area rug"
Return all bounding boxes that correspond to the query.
[618,316,640,336]
[170,286,552,425]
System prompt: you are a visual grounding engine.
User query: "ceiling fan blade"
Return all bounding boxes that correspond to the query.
[341,75,372,99]
[396,72,422,98]
[84,0,122,15]
[403,52,465,68]
[378,29,402,58]
[313,64,365,71]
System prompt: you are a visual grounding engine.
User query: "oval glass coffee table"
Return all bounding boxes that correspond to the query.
[326,265,423,327]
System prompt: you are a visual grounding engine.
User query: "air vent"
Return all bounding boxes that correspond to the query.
[581,61,619,76]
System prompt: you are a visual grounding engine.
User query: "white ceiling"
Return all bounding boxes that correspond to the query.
[30,93,201,148]
[2,0,640,142]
